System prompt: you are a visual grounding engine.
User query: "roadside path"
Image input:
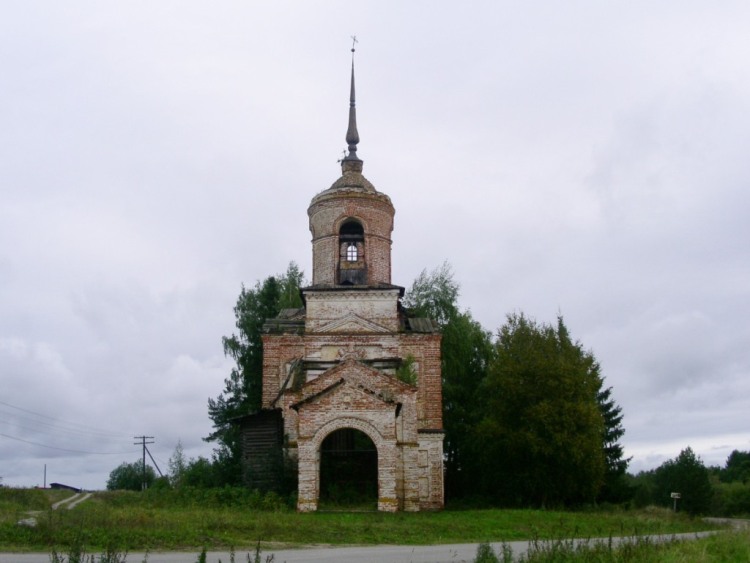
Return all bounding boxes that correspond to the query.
[0,531,721,563]
[15,491,93,529]
[51,492,93,511]
[703,516,750,530]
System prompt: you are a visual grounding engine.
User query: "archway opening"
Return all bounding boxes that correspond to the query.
[319,428,378,510]
[338,219,366,285]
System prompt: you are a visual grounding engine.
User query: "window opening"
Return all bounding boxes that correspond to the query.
[338,219,366,284]
[346,243,358,261]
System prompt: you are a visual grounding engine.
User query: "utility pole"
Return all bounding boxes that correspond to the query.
[133,436,154,490]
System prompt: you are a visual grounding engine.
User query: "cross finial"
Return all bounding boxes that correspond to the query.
[351,35,358,53]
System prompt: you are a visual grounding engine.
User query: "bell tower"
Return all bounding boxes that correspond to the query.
[254,46,445,513]
[307,60,395,288]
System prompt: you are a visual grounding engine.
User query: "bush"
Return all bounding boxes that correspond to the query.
[474,542,500,562]
[95,486,291,511]
[107,461,156,491]
[712,481,750,517]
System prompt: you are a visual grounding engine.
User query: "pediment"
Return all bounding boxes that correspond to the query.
[290,358,415,411]
[291,378,397,412]
[317,312,390,334]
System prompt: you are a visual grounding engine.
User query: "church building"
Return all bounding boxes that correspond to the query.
[244,56,444,512]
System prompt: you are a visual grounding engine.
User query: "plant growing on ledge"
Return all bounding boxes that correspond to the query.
[396,355,418,385]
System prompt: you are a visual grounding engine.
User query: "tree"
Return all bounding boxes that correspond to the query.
[181,457,219,488]
[403,263,494,499]
[720,450,750,484]
[440,311,494,498]
[653,447,713,515]
[473,313,606,507]
[206,263,305,484]
[168,440,187,488]
[107,460,156,491]
[403,262,460,326]
[405,266,626,504]
[597,385,631,502]
[628,469,657,508]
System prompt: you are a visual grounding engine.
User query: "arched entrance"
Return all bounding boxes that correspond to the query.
[319,427,378,510]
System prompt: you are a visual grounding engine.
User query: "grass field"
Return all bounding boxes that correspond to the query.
[472,530,750,562]
[0,487,726,554]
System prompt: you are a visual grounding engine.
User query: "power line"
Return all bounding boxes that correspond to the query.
[0,400,128,439]
[0,415,123,441]
[0,432,139,455]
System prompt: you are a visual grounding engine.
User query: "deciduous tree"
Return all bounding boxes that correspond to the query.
[167,440,187,488]
[720,450,750,484]
[107,460,155,491]
[473,314,606,507]
[403,262,460,326]
[206,263,304,484]
[653,446,713,514]
[404,263,493,499]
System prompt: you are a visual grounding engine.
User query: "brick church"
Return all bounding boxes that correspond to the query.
[241,55,444,512]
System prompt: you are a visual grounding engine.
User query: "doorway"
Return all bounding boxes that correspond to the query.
[319,427,378,510]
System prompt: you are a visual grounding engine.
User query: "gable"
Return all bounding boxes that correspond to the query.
[316,312,390,334]
[292,378,398,413]
[290,358,415,412]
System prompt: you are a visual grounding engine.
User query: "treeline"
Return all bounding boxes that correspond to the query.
[106,262,748,517]
[627,447,750,516]
[107,441,250,492]
[106,444,750,517]
[200,262,628,508]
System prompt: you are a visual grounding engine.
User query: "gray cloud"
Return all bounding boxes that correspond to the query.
[1,1,748,488]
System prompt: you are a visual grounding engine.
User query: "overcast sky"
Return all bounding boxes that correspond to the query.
[2,2,749,490]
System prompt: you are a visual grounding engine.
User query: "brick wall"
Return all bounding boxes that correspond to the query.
[308,189,395,286]
[304,289,401,333]
[265,332,442,430]
[289,360,420,512]
[254,162,444,511]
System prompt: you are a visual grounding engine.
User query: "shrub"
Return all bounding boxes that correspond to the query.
[474,542,500,562]
[712,481,750,517]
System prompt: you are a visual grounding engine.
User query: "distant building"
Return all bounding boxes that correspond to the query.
[240,57,444,512]
[49,482,82,493]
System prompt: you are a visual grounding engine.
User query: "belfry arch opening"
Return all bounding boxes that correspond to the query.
[338,219,366,285]
[319,427,378,510]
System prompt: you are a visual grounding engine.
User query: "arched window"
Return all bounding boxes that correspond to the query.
[339,220,364,261]
[338,219,366,284]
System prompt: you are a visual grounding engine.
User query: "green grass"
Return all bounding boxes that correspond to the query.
[0,487,71,513]
[0,487,725,553]
[649,530,750,562]
[476,529,750,562]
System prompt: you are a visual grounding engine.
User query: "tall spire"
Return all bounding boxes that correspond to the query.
[343,37,361,164]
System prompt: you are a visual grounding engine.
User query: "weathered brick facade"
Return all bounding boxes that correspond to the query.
[250,63,444,511]
[308,159,395,287]
[257,155,444,511]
